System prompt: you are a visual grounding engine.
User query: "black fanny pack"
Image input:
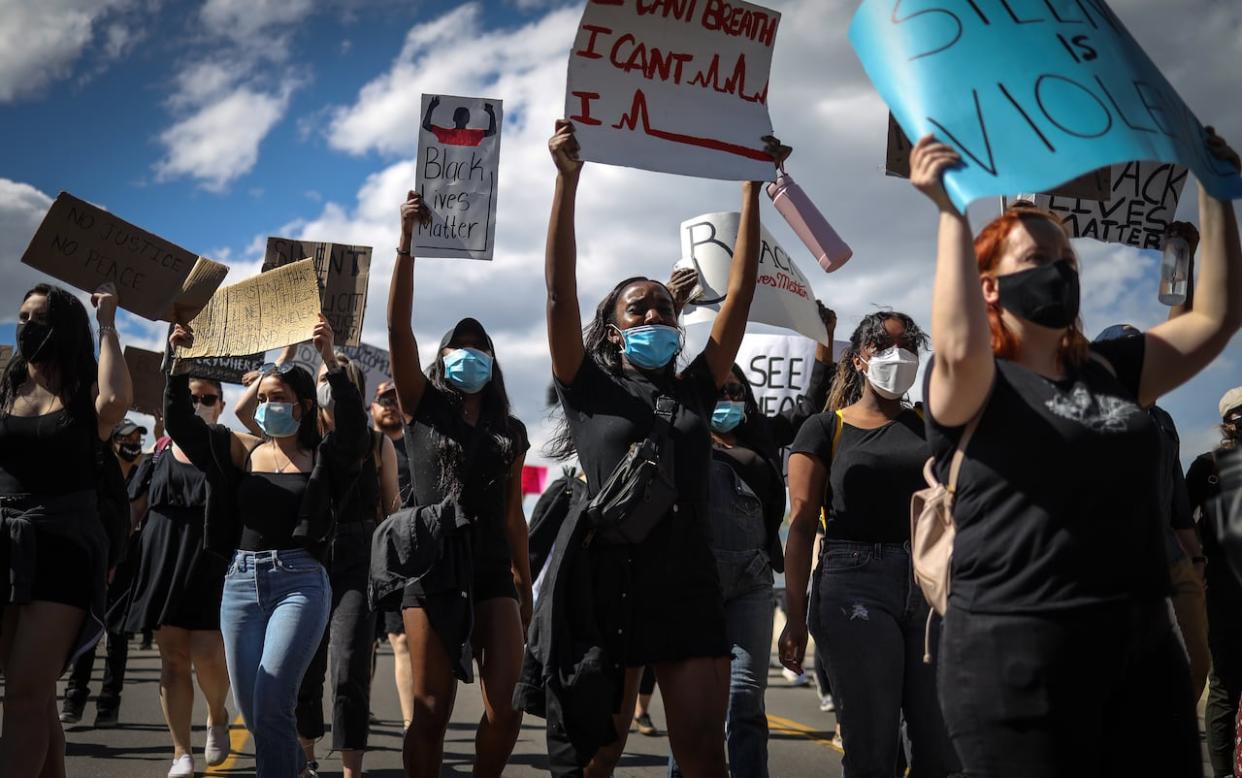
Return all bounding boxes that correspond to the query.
[585,395,679,544]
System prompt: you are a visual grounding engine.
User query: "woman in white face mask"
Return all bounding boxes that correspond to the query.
[779,311,961,778]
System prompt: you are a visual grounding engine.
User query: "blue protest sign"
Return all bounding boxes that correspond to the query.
[849,0,1242,212]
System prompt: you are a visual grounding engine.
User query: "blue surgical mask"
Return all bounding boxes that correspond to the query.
[254,401,300,438]
[617,324,681,369]
[711,400,746,433]
[443,347,493,394]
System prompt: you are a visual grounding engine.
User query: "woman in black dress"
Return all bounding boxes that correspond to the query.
[127,376,233,777]
[0,282,131,777]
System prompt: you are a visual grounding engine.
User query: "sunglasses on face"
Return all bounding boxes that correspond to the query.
[375,395,398,409]
[720,384,747,401]
[190,394,220,407]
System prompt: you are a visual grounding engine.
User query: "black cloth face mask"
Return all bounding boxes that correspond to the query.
[117,443,142,462]
[16,320,54,363]
[996,260,1081,329]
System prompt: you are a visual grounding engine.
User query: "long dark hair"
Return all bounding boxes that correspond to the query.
[0,284,98,425]
[427,326,517,498]
[260,364,321,452]
[546,276,676,460]
[825,311,928,413]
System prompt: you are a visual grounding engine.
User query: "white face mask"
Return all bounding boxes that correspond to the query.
[863,346,919,400]
[194,403,217,424]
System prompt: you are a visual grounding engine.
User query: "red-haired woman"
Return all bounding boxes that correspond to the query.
[909,129,1242,777]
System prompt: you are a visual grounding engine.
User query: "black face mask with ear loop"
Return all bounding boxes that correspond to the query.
[16,320,55,363]
[996,260,1081,329]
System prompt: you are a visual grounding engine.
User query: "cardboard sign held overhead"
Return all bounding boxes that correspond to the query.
[565,0,781,181]
[20,193,229,322]
[676,211,826,344]
[123,346,166,416]
[176,259,322,361]
[263,238,372,347]
[850,1,1242,212]
[414,94,503,261]
[280,341,392,403]
[180,354,265,385]
[1023,162,1188,249]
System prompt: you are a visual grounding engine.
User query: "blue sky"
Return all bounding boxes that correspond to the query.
[0,0,1239,468]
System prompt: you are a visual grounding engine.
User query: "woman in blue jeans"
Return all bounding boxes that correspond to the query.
[779,312,959,778]
[165,316,369,777]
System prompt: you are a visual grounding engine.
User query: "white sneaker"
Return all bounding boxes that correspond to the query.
[168,754,195,777]
[819,694,836,712]
[204,722,230,766]
[781,667,810,686]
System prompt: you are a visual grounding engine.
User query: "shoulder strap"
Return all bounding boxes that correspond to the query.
[647,394,677,449]
[830,410,845,461]
[946,414,983,495]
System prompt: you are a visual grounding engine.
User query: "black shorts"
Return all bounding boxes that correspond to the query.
[401,556,517,610]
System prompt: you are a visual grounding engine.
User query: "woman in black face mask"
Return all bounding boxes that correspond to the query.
[0,282,133,777]
[907,128,1242,777]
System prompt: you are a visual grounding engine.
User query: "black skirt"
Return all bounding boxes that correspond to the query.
[124,506,227,632]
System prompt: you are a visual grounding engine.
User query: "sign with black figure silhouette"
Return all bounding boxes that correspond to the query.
[414,93,503,261]
[565,0,780,182]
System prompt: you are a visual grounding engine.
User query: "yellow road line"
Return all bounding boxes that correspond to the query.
[766,713,843,754]
[204,712,249,775]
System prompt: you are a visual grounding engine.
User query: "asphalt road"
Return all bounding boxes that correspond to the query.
[34,633,844,777]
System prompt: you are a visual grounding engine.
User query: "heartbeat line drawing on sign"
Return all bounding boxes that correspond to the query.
[611,89,771,161]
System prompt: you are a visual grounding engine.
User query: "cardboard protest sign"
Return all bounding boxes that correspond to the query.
[180,354,264,385]
[850,1,1242,212]
[123,346,166,416]
[565,0,780,181]
[676,212,826,344]
[20,193,229,322]
[414,94,503,261]
[281,341,392,404]
[1022,162,1187,249]
[262,238,371,348]
[0,346,12,376]
[176,259,322,360]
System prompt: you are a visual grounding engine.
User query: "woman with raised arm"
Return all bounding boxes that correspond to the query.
[387,192,531,778]
[164,315,369,778]
[909,128,1242,776]
[537,119,784,777]
[0,281,130,778]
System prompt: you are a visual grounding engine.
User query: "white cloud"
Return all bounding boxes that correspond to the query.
[0,179,59,323]
[0,0,131,101]
[200,0,315,45]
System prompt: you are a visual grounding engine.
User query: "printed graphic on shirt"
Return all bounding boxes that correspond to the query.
[1045,383,1141,434]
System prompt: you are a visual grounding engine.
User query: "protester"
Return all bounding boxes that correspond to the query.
[387,192,531,778]
[62,415,149,728]
[1189,385,1242,778]
[164,315,369,778]
[125,382,232,777]
[908,127,1242,776]
[518,119,785,777]
[779,311,959,778]
[0,282,132,777]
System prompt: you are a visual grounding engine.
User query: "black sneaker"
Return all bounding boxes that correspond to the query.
[59,700,84,725]
[94,707,119,727]
[634,713,659,736]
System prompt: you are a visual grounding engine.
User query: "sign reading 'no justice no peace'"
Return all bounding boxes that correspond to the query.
[850,0,1242,213]
[566,0,781,181]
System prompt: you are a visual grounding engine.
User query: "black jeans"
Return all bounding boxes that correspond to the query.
[295,522,377,751]
[1205,558,1242,777]
[938,599,1199,778]
[809,541,958,778]
[64,630,128,710]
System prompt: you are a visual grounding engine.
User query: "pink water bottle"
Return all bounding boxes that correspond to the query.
[766,170,852,273]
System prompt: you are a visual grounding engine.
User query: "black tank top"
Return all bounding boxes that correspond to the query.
[0,409,95,495]
[237,471,310,551]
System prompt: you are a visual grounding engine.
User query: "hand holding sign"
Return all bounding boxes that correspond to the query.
[91,282,119,329]
[312,315,336,367]
[909,136,963,214]
[399,191,432,247]
[549,120,584,179]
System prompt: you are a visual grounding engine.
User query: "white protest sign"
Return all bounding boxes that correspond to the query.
[279,341,392,405]
[677,211,826,344]
[1021,162,1188,249]
[414,94,502,261]
[734,334,818,417]
[565,0,780,181]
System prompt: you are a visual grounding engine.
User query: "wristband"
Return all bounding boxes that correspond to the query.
[98,324,117,338]
[396,246,411,256]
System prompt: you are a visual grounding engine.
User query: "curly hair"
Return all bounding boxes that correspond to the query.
[825,311,928,413]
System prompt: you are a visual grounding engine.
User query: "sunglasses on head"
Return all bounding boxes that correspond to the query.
[720,383,747,401]
[259,362,299,377]
[190,394,220,407]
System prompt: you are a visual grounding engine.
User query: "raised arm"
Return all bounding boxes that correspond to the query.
[545,120,586,384]
[777,450,829,675]
[912,135,995,427]
[388,191,430,416]
[422,96,438,133]
[92,282,132,438]
[166,325,258,472]
[1144,130,1242,406]
[702,181,763,388]
[483,103,497,138]
[316,316,369,466]
[378,434,400,516]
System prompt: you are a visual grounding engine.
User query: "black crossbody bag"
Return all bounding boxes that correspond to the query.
[585,395,679,544]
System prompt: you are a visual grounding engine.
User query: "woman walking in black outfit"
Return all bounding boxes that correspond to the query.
[126,376,232,777]
[388,192,532,778]
[907,128,1242,776]
[539,120,784,777]
[780,312,959,778]
[0,282,132,778]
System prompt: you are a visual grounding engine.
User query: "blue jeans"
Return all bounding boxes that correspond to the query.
[670,549,774,778]
[221,549,331,777]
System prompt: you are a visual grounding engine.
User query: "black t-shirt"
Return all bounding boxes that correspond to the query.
[924,338,1168,613]
[715,445,776,511]
[391,429,414,509]
[405,382,528,566]
[791,408,927,544]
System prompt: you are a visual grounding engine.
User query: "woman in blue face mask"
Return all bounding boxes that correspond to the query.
[529,119,788,777]
[386,193,531,778]
[164,315,370,778]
